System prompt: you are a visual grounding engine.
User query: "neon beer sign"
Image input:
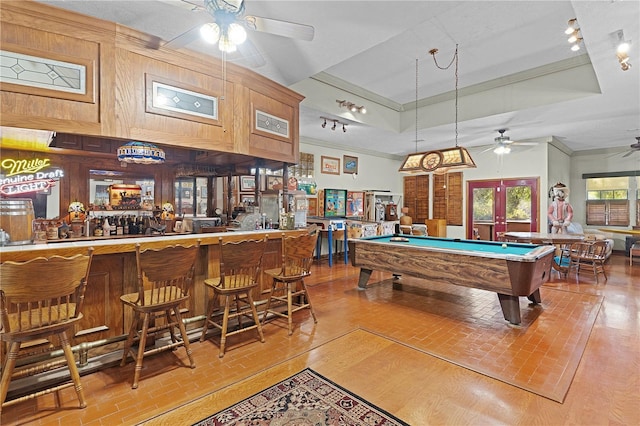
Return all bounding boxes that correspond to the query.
[0,157,63,196]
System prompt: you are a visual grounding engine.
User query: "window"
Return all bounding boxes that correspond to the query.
[585,177,630,226]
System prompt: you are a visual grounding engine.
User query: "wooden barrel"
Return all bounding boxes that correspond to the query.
[0,198,35,245]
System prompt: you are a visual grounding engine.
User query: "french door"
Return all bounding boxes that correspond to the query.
[467,178,539,240]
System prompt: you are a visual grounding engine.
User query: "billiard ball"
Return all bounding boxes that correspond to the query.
[502,243,507,248]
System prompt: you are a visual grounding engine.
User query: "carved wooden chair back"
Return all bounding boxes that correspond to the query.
[216,237,267,291]
[0,249,94,410]
[200,237,268,357]
[120,241,200,389]
[132,242,200,307]
[277,232,319,279]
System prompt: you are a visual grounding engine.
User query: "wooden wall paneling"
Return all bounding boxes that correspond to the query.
[0,3,116,135]
[114,49,233,153]
[249,89,300,163]
[2,2,305,166]
[77,253,127,343]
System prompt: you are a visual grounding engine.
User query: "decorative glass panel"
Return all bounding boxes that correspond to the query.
[0,50,86,94]
[152,81,218,120]
[255,110,289,138]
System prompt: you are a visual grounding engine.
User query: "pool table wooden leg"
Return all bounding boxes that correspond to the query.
[357,269,373,289]
[497,293,521,325]
[527,289,541,304]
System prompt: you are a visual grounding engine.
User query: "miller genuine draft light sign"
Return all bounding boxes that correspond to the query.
[0,157,64,196]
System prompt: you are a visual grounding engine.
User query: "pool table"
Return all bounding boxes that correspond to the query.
[348,235,556,325]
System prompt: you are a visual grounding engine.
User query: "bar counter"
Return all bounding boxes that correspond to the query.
[0,229,305,352]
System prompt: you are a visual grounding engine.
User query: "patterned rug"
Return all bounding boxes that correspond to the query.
[193,368,408,426]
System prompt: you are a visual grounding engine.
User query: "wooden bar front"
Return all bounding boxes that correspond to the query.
[0,230,303,345]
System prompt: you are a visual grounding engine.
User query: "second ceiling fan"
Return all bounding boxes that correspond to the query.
[487,129,538,155]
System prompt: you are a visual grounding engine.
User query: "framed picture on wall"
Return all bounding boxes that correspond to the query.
[321,156,340,175]
[343,155,358,174]
[266,175,284,190]
[240,175,256,192]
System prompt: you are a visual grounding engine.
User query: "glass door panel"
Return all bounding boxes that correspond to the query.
[467,178,538,240]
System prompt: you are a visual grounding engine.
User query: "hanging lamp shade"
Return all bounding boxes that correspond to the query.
[117,141,166,164]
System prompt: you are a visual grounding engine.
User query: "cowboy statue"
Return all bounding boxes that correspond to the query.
[547,182,574,234]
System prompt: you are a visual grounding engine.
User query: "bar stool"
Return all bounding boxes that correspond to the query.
[0,249,94,412]
[200,237,267,358]
[262,230,319,335]
[120,241,199,389]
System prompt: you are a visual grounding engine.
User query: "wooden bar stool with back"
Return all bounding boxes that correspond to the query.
[262,229,319,335]
[120,241,200,389]
[0,248,94,412]
[200,236,268,358]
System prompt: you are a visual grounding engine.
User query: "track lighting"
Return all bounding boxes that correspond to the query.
[336,100,367,114]
[614,29,632,71]
[564,18,583,52]
[320,117,348,133]
[564,18,578,35]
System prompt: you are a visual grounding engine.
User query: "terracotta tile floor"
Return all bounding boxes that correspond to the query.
[1,252,639,425]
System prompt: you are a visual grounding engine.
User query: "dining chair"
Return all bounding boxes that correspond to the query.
[262,230,319,335]
[200,237,267,358]
[568,240,608,283]
[120,241,200,389]
[0,249,94,411]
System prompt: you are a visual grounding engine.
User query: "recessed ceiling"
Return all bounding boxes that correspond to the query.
[35,0,640,157]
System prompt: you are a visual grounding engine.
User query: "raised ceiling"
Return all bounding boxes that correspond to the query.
[34,0,640,158]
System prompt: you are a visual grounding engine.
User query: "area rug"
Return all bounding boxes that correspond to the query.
[193,368,408,426]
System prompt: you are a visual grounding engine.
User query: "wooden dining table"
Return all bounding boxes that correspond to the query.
[504,232,585,245]
[504,232,585,274]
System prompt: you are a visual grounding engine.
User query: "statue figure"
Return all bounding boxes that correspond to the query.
[547,182,573,234]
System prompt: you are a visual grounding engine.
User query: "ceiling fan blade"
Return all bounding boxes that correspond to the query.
[479,146,496,154]
[163,25,203,49]
[244,15,314,41]
[622,150,636,158]
[236,38,267,68]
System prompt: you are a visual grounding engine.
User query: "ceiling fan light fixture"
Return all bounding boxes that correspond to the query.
[200,23,221,44]
[218,35,237,52]
[228,22,247,45]
[493,144,511,155]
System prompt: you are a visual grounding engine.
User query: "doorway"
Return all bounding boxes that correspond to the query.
[467,178,539,240]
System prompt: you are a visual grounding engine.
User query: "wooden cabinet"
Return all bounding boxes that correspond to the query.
[425,219,447,237]
[0,2,303,165]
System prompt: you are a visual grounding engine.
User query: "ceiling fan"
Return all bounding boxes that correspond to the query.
[622,137,640,157]
[483,129,538,155]
[162,0,314,67]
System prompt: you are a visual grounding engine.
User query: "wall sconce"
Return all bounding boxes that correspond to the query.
[565,18,583,51]
[320,117,348,132]
[614,29,632,71]
[336,100,366,114]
